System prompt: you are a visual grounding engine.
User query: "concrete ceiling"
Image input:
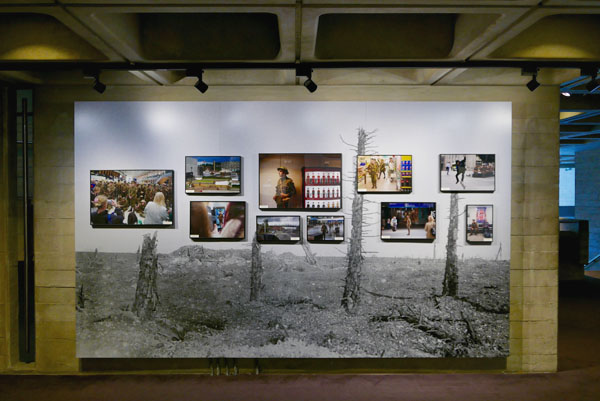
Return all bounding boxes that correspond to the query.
[1,0,600,154]
[1,0,599,85]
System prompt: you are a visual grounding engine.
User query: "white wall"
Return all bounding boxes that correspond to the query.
[75,101,511,259]
[559,167,575,207]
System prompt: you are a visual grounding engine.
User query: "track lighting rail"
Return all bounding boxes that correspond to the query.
[0,60,599,72]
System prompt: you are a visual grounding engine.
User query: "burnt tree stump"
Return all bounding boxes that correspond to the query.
[250,233,263,302]
[342,128,368,312]
[133,232,160,319]
[301,240,318,266]
[443,192,459,297]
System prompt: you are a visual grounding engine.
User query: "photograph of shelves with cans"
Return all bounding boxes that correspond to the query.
[302,167,342,209]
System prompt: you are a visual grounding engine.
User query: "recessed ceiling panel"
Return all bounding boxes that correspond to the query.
[491,14,600,59]
[0,13,106,60]
[136,13,281,60]
[314,13,456,59]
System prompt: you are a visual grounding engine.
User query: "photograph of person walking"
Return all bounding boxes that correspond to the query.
[439,154,495,192]
[381,202,436,241]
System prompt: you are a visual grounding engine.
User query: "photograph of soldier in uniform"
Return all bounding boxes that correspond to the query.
[185,156,241,194]
[259,153,342,210]
[273,166,296,208]
[466,205,493,243]
[357,155,412,193]
[439,154,495,192]
[256,216,301,243]
[381,202,436,241]
[307,216,344,242]
[190,201,245,240]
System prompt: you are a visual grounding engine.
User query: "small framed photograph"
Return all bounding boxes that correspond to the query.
[357,155,412,193]
[381,202,436,242]
[440,154,495,192]
[256,215,301,243]
[466,205,493,244]
[90,170,174,228]
[190,201,245,241]
[258,153,342,210]
[307,216,345,243]
[185,156,241,194]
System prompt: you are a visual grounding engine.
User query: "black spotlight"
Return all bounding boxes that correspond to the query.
[296,66,317,93]
[83,70,106,94]
[194,71,208,93]
[304,77,318,93]
[522,67,540,92]
[93,77,106,94]
[526,75,540,92]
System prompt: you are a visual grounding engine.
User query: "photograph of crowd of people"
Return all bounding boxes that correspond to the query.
[90,170,174,227]
[357,155,412,193]
[306,216,344,242]
[466,205,493,243]
[381,202,436,241]
[440,154,495,192]
[190,201,245,240]
[256,216,301,243]
[185,156,241,194]
[258,154,342,210]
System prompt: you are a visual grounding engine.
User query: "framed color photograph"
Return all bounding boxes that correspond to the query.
[307,216,345,243]
[259,153,342,211]
[466,205,493,244]
[381,202,436,241]
[190,201,245,240]
[90,170,174,228]
[440,154,495,192]
[185,156,241,194]
[256,216,301,243]
[357,155,412,193]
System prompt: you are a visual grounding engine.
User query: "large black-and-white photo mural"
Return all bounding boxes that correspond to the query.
[75,102,511,358]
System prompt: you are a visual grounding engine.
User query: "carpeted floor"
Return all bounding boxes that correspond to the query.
[0,277,599,401]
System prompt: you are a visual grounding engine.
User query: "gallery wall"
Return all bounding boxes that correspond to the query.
[75,101,511,259]
[0,85,559,372]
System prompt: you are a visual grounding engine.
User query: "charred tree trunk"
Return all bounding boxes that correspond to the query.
[342,128,367,312]
[76,284,85,311]
[301,240,318,266]
[443,193,459,297]
[133,232,160,319]
[250,233,263,302]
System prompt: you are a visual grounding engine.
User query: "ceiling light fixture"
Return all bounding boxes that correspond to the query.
[526,76,540,92]
[92,76,106,94]
[194,70,208,93]
[561,92,571,97]
[83,69,106,94]
[521,67,540,92]
[296,66,317,93]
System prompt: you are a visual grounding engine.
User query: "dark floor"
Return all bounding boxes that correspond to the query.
[0,276,599,401]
